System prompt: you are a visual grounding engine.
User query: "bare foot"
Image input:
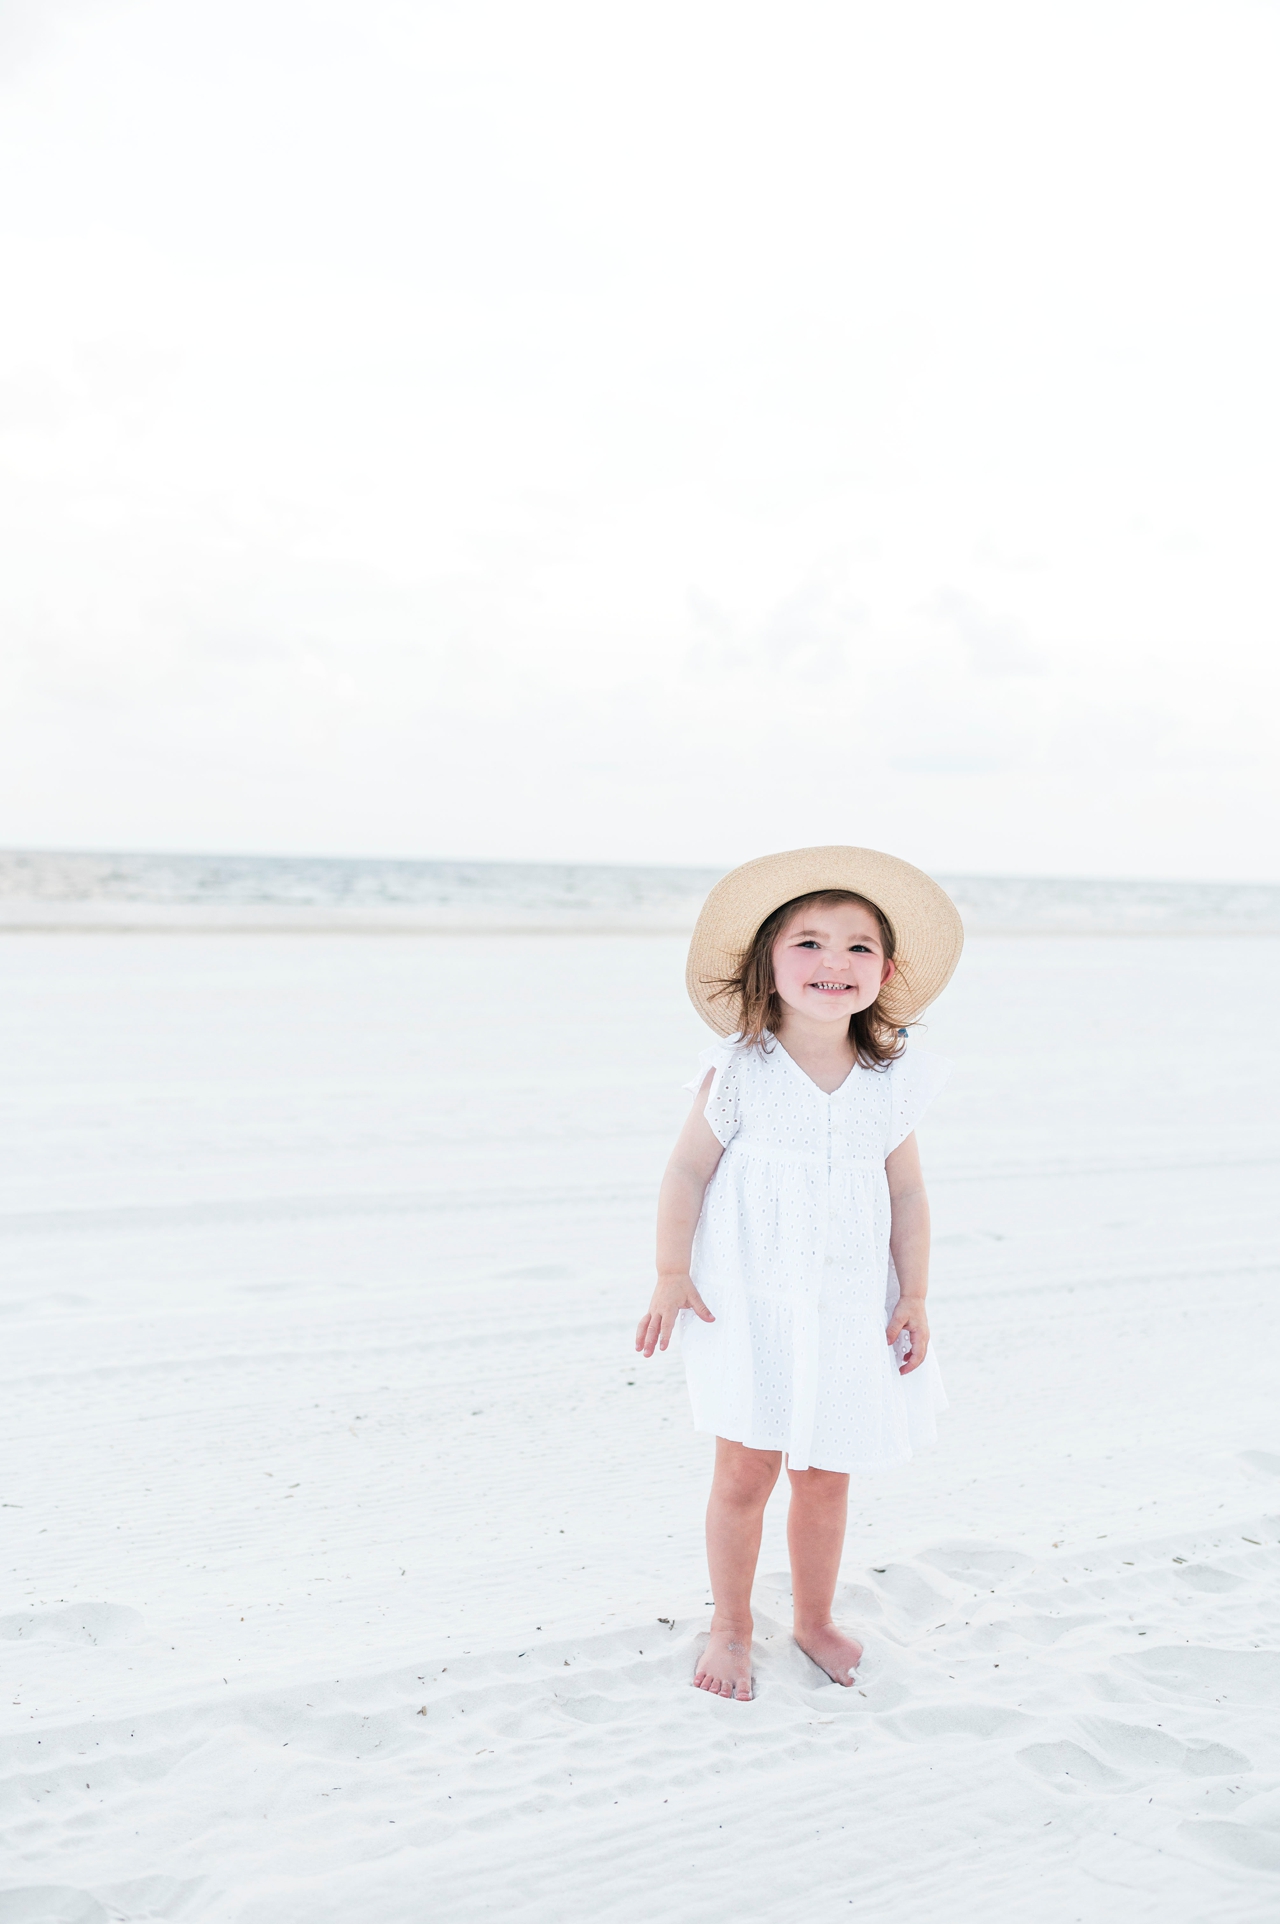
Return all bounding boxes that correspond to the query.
[693,1625,753,1700]
[794,1622,863,1685]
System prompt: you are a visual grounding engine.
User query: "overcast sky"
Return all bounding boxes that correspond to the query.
[1,0,1277,878]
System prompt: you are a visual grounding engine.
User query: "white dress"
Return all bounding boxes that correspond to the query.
[679,1034,951,1474]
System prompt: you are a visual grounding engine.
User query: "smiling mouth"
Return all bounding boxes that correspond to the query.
[809,980,854,993]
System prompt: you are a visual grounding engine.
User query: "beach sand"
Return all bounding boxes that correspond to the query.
[1,930,1278,1922]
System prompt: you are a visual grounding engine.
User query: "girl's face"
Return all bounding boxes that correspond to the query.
[771,900,896,1027]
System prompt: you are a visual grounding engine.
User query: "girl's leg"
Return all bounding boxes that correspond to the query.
[695,1438,782,1700]
[786,1465,863,1685]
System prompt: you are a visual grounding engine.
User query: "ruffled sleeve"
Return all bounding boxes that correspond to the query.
[885,1046,952,1155]
[683,1039,743,1148]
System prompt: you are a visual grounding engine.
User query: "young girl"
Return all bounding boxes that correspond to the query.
[636,846,963,1702]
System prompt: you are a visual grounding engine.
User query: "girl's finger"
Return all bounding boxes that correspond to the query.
[657,1310,676,1352]
[899,1334,928,1373]
[688,1291,715,1323]
[635,1316,651,1352]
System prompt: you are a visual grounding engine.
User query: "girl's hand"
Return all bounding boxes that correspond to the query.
[886,1295,929,1374]
[635,1276,714,1358]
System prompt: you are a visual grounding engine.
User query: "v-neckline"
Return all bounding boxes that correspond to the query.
[770,1033,860,1098]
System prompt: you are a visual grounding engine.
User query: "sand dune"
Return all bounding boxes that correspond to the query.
[1,932,1278,1921]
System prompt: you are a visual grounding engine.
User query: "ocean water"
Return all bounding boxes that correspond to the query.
[0,848,1277,933]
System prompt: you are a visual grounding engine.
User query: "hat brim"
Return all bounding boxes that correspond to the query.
[686,845,964,1036]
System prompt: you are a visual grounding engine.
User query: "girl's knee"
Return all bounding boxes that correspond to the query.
[713,1442,781,1504]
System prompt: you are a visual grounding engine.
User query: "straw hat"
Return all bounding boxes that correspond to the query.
[686,845,964,1036]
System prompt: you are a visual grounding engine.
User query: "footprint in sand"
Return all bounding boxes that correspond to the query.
[1016,1740,1126,1792]
[0,1878,206,1924]
[889,1702,1034,1743]
[556,1693,636,1726]
[1236,1450,1280,1479]
[987,1612,1103,1645]
[916,1540,1036,1585]
[1182,1740,1255,1775]
[0,1888,111,1924]
[862,1563,954,1626]
[0,1603,144,1646]
[1179,1817,1280,1875]
[1119,1645,1280,1707]
[1080,1717,1252,1778]
[1173,1562,1245,1593]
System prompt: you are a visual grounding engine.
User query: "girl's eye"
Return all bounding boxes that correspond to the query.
[796,939,821,948]
[849,943,872,953]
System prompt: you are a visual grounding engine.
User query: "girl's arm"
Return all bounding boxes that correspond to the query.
[885,1130,931,1375]
[635,1071,725,1359]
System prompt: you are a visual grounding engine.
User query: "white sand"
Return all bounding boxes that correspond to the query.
[1,930,1278,1923]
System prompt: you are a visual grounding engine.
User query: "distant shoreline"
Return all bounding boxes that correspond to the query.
[3,851,1278,936]
[0,913,1275,938]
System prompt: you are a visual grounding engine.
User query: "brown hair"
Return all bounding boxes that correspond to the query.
[712,889,907,1067]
